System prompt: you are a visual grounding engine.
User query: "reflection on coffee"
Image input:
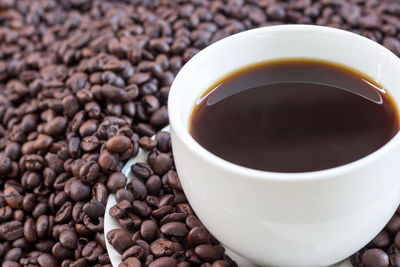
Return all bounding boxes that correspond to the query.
[189,59,400,173]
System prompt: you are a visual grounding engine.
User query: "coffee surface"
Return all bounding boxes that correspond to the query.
[190,59,400,173]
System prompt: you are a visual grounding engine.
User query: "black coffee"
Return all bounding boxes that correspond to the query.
[189,59,400,173]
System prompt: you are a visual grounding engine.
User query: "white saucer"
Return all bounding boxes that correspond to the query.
[104,126,353,267]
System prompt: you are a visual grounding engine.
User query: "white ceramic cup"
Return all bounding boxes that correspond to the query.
[168,25,400,267]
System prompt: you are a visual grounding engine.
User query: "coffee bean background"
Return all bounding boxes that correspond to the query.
[0,0,400,266]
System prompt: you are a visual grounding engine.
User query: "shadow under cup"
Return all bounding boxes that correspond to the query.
[168,25,400,266]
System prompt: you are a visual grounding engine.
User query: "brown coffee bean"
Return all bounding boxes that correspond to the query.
[150,107,169,127]
[38,253,58,267]
[4,186,23,209]
[119,257,142,267]
[52,242,74,261]
[24,154,44,171]
[155,131,171,152]
[146,175,162,196]
[149,257,177,267]
[186,215,203,229]
[107,172,127,193]
[82,241,103,261]
[92,183,108,205]
[386,214,400,234]
[23,218,37,242]
[132,200,152,218]
[99,149,120,172]
[81,135,100,152]
[59,229,78,249]
[140,220,158,242]
[362,248,389,267]
[372,229,392,248]
[44,116,67,136]
[106,135,132,153]
[101,84,126,102]
[131,162,154,179]
[116,188,134,203]
[212,260,230,267]
[150,240,182,257]
[69,179,91,201]
[83,199,105,220]
[187,227,210,247]
[55,202,73,223]
[121,245,146,261]
[160,222,188,237]
[79,119,98,137]
[0,220,23,241]
[194,244,222,262]
[130,178,147,200]
[139,136,157,151]
[79,161,99,183]
[106,229,134,254]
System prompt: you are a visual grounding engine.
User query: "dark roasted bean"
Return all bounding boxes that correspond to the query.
[149,257,177,267]
[107,172,127,193]
[119,257,142,267]
[160,222,188,237]
[362,248,389,267]
[107,229,134,254]
[131,162,154,179]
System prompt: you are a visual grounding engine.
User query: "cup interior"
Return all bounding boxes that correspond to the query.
[168,25,400,175]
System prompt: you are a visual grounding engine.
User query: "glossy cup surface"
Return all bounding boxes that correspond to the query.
[168,25,400,266]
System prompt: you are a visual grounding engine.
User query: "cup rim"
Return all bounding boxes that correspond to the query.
[168,24,400,181]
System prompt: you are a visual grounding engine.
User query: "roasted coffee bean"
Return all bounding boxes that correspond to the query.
[140,220,158,242]
[116,188,134,203]
[131,162,154,179]
[5,247,23,261]
[119,257,142,267]
[44,117,67,136]
[0,220,23,241]
[83,199,105,220]
[106,135,132,153]
[121,245,146,261]
[107,172,127,193]
[194,244,223,262]
[79,161,99,183]
[146,175,162,196]
[69,179,91,201]
[139,136,157,151]
[373,230,392,248]
[130,179,147,200]
[186,215,203,229]
[160,213,186,225]
[160,222,188,237]
[23,218,37,242]
[107,229,134,254]
[150,240,182,257]
[149,153,173,175]
[149,257,177,267]
[132,200,152,218]
[82,241,103,261]
[155,132,171,152]
[212,260,230,267]
[362,248,389,267]
[188,227,210,247]
[59,229,78,249]
[37,253,58,267]
[4,186,23,209]
[52,242,74,261]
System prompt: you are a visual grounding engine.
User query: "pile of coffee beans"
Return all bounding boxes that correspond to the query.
[0,0,400,266]
[108,133,237,267]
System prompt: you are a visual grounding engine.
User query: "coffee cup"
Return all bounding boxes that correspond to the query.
[168,25,400,266]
